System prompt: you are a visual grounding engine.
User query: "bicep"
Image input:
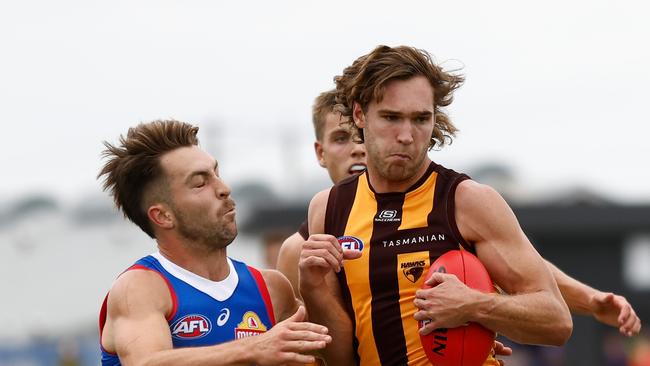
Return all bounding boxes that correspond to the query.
[308,189,330,235]
[107,271,174,365]
[457,182,555,295]
[276,233,304,298]
[262,269,300,322]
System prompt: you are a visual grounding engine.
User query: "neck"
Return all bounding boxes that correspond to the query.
[156,236,230,281]
[367,157,432,193]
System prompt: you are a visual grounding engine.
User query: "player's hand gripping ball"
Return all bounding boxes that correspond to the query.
[419,250,495,366]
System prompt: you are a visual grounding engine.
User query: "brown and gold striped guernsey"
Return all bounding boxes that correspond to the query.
[326,161,497,366]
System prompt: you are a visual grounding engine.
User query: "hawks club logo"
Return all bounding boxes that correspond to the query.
[401,260,426,283]
[338,236,364,252]
[235,311,268,339]
[171,314,212,339]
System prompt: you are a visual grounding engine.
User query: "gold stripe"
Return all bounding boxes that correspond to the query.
[342,174,380,366]
[398,172,438,231]
[396,251,431,365]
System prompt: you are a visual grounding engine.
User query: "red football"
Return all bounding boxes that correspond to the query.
[419,250,495,366]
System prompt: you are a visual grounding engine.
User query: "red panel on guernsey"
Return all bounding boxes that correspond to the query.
[247,266,276,326]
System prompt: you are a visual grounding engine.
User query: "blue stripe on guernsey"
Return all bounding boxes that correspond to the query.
[100,254,275,366]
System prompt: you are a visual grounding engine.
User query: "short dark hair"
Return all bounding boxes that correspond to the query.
[334,45,465,149]
[98,120,199,238]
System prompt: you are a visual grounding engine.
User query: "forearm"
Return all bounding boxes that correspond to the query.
[136,339,252,366]
[472,289,572,346]
[301,285,356,366]
[546,259,598,315]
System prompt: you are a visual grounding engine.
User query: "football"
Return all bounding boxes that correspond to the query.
[419,250,495,366]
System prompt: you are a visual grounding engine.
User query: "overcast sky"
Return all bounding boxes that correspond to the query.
[1,0,649,204]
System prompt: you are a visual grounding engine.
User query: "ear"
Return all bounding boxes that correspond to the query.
[352,102,366,128]
[314,141,327,168]
[148,204,174,230]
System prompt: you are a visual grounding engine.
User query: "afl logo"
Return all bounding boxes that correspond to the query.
[338,236,364,252]
[171,314,212,339]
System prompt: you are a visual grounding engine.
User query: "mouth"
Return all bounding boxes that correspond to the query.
[389,153,411,161]
[223,200,236,216]
[348,163,367,175]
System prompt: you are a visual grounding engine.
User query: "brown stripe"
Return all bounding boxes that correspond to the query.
[369,193,409,365]
[325,176,359,236]
[444,173,474,253]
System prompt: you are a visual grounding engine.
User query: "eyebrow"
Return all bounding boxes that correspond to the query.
[184,161,219,184]
[377,109,433,116]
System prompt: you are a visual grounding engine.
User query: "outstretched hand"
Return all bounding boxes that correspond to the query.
[590,292,641,336]
[250,306,331,365]
[493,340,513,366]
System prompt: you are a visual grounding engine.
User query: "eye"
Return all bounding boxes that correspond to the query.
[384,115,399,122]
[334,135,349,143]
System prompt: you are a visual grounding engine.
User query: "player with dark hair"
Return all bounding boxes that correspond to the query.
[97,120,331,365]
[297,45,575,366]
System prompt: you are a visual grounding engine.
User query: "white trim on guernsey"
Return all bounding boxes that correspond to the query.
[151,252,239,301]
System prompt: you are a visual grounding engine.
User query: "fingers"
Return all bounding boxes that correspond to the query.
[493,340,513,356]
[620,308,641,337]
[302,249,342,272]
[413,310,429,322]
[286,320,330,336]
[424,271,455,286]
[302,236,344,272]
[285,329,332,343]
[616,300,631,326]
[343,249,362,260]
[278,351,317,364]
[418,318,438,336]
[281,339,330,353]
[606,294,641,337]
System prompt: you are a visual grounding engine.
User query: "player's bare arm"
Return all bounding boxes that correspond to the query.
[414,180,573,346]
[546,260,641,336]
[276,232,305,301]
[298,188,360,366]
[103,269,330,366]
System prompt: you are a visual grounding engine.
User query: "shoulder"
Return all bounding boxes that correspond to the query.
[260,269,299,321]
[278,233,304,271]
[455,179,520,243]
[308,188,332,234]
[279,232,304,257]
[107,268,172,317]
[309,187,332,212]
[455,179,504,211]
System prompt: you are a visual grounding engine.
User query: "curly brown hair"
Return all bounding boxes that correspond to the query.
[333,45,464,149]
[98,120,200,238]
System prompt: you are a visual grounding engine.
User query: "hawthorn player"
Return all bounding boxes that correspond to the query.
[297,46,573,366]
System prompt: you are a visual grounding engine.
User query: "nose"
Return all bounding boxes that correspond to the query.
[396,121,414,145]
[213,177,231,199]
[351,142,366,159]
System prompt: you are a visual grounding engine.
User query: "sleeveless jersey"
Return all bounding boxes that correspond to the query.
[326,161,497,366]
[99,253,275,365]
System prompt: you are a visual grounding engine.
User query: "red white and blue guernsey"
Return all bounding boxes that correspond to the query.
[99,252,276,366]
